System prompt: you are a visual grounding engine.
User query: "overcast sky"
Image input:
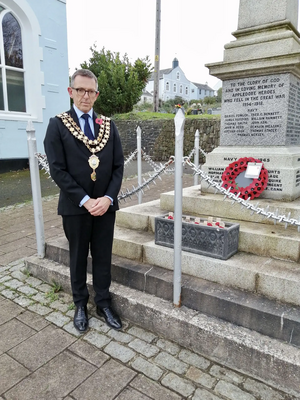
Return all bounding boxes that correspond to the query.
[66,0,243,89]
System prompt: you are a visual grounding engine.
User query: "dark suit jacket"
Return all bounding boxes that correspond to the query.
[44,108,124,216]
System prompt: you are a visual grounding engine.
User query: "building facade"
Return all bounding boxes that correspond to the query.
[0,0,69,166]
[137,89,153,105]
[145,58,214,103]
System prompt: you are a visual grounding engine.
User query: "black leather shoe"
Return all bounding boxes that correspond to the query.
[74,306,89,333]
[96,306,122,330]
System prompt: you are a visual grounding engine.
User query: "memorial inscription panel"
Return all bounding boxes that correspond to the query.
[221,73,300,146]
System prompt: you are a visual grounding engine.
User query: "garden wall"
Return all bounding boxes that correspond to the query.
[114,118,221,162]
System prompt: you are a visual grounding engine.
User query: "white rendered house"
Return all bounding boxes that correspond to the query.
[145,58,214,103]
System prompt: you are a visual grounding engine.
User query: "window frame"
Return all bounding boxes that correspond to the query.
[0,9,26,113]
[0,1,44,122]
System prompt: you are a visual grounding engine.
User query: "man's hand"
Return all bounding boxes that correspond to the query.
[89,196,111,216]
[83,198,98,212]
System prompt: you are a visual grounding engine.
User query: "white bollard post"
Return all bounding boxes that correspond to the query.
[137,126,142,204]
[194,129,199,186]
[26,121,45,258]
[173,109,185,307]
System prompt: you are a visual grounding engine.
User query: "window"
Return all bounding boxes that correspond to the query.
[0,9,26,112]
[0,3,45,122]
[176,72,180,80]
[185,86,188,95]
[173,83,177,92]
[166,81,170,91]
[179,85,183,94]
[191,89,194,93]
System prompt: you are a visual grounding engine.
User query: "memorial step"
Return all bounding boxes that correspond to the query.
[160,186,300,227]
[115,198,300,262]
[25,254,300,398]
[45,234,300,308]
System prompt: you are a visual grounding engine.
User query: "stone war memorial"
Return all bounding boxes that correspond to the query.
[25,0,300,398]
[205,0,300,201]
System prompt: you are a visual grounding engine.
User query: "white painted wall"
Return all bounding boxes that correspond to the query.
[0,0,69,160]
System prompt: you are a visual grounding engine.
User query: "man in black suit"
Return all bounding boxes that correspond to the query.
[44,69,124,333]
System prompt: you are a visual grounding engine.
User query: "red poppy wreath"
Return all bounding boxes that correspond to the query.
[221,157,268,200]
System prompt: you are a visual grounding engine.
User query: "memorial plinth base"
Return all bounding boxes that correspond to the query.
[201,146,300,201]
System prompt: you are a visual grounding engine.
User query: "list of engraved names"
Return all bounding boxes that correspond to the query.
[220,74,300,146]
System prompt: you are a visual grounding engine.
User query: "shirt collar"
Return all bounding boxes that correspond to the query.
[73,104,93,120]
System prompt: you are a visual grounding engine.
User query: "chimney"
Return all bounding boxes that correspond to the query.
[172,57,179,69]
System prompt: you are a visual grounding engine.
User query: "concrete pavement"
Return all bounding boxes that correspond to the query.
[0,173,296,399]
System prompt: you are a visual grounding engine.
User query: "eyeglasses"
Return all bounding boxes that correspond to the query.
[71,88,98,97]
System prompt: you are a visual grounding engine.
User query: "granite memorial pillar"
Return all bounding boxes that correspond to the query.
[204,0,300,200]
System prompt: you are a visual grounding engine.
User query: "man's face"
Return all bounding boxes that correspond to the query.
[68,75,99,113]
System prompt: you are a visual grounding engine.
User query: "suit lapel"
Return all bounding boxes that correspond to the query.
[69,107,81,128]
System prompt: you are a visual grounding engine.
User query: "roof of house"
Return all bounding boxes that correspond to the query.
[142,90,153,97]
[192,82,214,91]
[148,68,173,81]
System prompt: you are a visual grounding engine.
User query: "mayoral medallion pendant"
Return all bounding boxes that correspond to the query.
[88,154,100,181]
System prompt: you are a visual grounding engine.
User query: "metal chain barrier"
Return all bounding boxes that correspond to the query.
[118,157,175,201]
[36,150,300,230]
[187,147,196,160]
[124,149,138,167]
[141,149,160,170]
[126,149,175,174]
[36,153,51,178]
[184,156,300,231]
[199,147,207,158]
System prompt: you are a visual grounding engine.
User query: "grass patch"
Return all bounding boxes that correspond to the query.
[45,281,62,303]
[68,303,76,311]
[0,168,59,208]
[112,111,220,121]
[22,268,32,278]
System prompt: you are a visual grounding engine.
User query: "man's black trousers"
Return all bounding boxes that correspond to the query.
[62,211,116,308]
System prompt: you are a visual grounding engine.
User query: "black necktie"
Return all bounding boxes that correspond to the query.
[81,114,94,140]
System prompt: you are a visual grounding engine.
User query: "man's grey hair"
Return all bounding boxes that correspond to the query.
[71,69,98,90]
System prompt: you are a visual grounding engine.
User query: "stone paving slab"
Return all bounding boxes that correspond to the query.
[0,247,36,265]
[0,318,35,355]
[70,359,136,400]
[115,386,152,400]
[16,310,50,331]
[68,339,109,368]
[0,354,30,394]
[0,298,23,324]
[5,351,97,400]
[0,231,34,246]
[131,374,182,399]
[0,229,11,238]
[0,260,296,399]
[7,324,76,371]
[1,219,37,234]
